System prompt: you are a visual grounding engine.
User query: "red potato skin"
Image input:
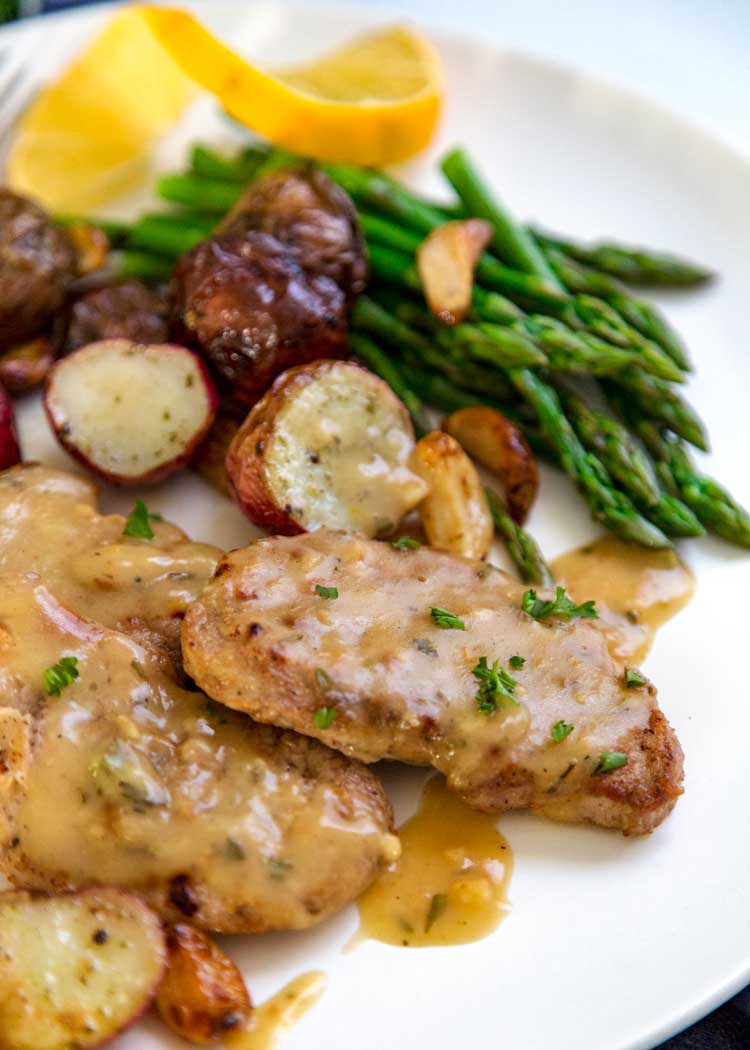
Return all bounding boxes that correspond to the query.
[43,341,219,487]
[0,886,167,1050]
[0,382,21,470]
[225,364,329,535]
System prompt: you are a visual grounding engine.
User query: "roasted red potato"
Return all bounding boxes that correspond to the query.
[0,336,56,395]
[223,166,367,298]
[0,887,166,1050]
[410,430,493,559]
[191,411,241,497]
[443,406,539,523]
[417,219,493,325]
[0,381,21,470]
[65,221,110,275]
[226,359,427,536]
[156,924,252,1045]
[44,339,218,485]
[170,225,347,405]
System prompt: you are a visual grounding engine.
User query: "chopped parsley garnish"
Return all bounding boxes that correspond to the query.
[430,606,466,630]
[314,668,333,691]
[521,586,598,622]
[392,536,421,550]
[424,893,448,932]
[122,499,161,540]
[269,857,293,880]
[472,657,518,714]
[44,656,79,697]
[595,751,628,774]
[509,654,525,670]
[550,720,574,744]
[624,668,646,688]
[314,584,339,600]
[224,838,246,861]
[313,706,336,729]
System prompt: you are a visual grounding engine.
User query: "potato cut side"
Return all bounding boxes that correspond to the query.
[227,359,428,536]
[0,888,166,1050]
[44,339,217,485]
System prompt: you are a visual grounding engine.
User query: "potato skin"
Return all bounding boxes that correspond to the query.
[224,166,367,299]
[155,924,251,1045]
[169,227,347,405]
[43,340,219,487]
[0,382,21,470]
[225,364,323,535]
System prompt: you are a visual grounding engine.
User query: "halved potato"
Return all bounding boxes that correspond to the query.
[0,381,21,470]
[226,359,428,536]
[443,405,538,523]
[410,430,493,559]
[44,339,218,485]
[0,888,166,1050]
[156,924,252,1045]
[417,219,493,325]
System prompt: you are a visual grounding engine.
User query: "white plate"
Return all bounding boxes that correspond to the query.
[4,4,750,1049]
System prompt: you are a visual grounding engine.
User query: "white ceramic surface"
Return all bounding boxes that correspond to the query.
[3,5,750,1049]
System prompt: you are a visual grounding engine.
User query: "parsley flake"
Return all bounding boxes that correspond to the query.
[509,654,526,670]
[624,668,646,688]
[122,499,160,540]
[550,720,574,744]
[430,606,466,630]
[424,893,448,932]
[314,584,339,600]
[472,656,518,714]
[595,751,628,774]
[313,706,336,729]
[521,586,598,622]
[392,536,421,550]
[44,656,79,697]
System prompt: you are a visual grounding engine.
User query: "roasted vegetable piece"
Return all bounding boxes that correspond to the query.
[65,280,169,353]
[191,410,241,496]
[156,924,252,1045]
[45,339,218,485]
[0,336,56,394]
[0,888,166,1050]
[0,189,78,351]
[170,227,347,404]
[226,359,427,536]
[443,405,539,524]
[0,382,21,469]
[223,166,367,298]
[410,430,493,559]
[417,218,493,325]
[64,221,110,274]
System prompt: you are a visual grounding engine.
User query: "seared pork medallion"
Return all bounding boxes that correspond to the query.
[0,578,394,933]
[183,530,684,835]
[64,279,169,353]
[0,189,78,352]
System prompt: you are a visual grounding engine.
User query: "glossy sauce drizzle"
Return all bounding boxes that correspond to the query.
[355,776,512,947]
[551,535,695,664]
[228,972,326,1050]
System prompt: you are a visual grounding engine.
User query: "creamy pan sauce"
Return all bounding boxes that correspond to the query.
[228,972,326,1050]
[552,536,694,664]
[356,776,511,947]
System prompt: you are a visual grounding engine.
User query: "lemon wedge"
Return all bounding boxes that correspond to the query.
[141,9,443,166]
[5,6,194,212]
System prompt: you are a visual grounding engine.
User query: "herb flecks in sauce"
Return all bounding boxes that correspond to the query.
[522,586,598,622]
[625,668,647,688]
[430,606,466,630]
[550,720,574,744]
[122,499,161,540]
[595,751,629,774]
[509,654,525,670]
[44,655,79,696]
[314,584,339,600]
[472,657,519,714]
[313,706,336,729]
[392,536,421,550]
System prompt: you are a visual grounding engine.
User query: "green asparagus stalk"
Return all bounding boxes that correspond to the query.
[127,216,210,258]
[484,487,553,586]
[109,250,174,283]
[508,369,670,548]
[636,422,750,547]
[157,173,242,214]
[545,247,690,371]
[189,143,269,183]
[531,227,713,288]
[604,370,708,451]
[440,147,560,285]
[347,331,432,435]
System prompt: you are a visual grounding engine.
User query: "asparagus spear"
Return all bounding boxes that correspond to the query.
[157,173,242,214]
[108,250,174,284]
[544,247,690,371]
[189,143,269,183]
[347,331,432,436]
[484,487,553,586]
[636,422,750,547]
[531,227,713,288]
[604,370,708,451]
[127,216,210,258]
[440,147,560,285]
[507,369,670,548]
